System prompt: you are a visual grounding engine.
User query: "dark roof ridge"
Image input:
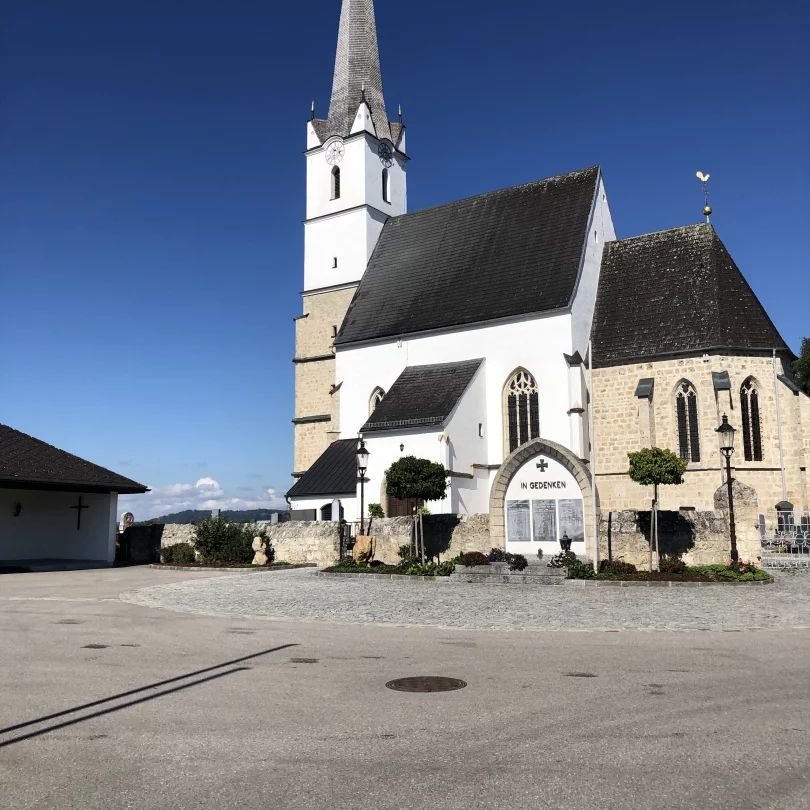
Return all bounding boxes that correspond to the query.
[386,165,601,227]
[608,221,713,246]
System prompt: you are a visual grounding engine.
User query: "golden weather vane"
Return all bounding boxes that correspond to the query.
[696,171,712,223]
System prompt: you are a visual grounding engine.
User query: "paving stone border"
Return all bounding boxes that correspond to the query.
[150,563,317,573]
[316,571,772,587]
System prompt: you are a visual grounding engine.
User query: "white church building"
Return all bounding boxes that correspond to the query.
[288,0,808,560]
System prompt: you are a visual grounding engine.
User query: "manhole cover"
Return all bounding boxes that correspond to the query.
[385,676,467,693]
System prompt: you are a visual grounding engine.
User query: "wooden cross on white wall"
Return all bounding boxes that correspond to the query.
[70,496,89,530]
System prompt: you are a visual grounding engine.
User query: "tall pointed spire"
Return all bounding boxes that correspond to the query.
[322,0,392,142]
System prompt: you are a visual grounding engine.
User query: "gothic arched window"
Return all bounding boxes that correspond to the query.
[331,166,341,200]
[740,377,763,461]
[369,387,385,415]
[505,370,540,453]
[382,168,390,202]
[675,380,701,462]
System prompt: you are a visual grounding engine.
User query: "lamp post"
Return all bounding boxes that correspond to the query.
[716,414,739,563]
[356,439,369,536]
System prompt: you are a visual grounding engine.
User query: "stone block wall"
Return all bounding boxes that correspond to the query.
[364,514,492,565]
[293,286,357,473]
[158,521,341,567]
[598,481,761,570]
[160,524,196,548]
[269,521,341,566]
[592,353,809,515]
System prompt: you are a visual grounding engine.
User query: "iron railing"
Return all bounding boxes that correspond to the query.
[761,510,810,567]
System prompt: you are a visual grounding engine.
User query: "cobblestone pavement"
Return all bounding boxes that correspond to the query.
[122,568,810,632]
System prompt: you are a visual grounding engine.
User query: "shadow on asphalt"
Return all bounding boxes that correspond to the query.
[0,644,297,748]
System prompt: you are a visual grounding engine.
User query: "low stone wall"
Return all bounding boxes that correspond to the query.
[269,521,340,567]
[160,524,196,548]
[367,514,491,565]
[598,481,761,569]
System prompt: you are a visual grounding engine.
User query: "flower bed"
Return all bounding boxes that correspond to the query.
[548,553,771,582]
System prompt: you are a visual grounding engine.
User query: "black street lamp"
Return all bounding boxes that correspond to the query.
[715,414,739,563]
[356,439,370,535]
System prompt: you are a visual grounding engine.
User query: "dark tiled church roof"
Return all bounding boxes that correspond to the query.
[0,424,148,494]
[362,360,484,433]
[336,166,600,345]
[286,439,358,499]
[312,0,397,144]
[591,223,790,368]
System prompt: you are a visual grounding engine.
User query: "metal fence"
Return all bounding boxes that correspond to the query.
[761,510,810,567]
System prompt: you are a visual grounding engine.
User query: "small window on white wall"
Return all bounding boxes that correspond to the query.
[382,168,390,203]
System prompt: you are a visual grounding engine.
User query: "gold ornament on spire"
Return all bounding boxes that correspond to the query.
[696,171,712,222]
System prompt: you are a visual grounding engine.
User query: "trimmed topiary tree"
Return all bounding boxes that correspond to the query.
[628,448,688,571]
[385,456,448,562]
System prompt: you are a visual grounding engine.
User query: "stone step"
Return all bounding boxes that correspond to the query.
[450,571,567,585]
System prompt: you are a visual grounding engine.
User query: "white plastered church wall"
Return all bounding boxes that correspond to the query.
[0,489,118,564]
[570,177,616,356]
[336,312,582,517]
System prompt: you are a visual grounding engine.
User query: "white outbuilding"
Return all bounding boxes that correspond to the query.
[0,424,148,570]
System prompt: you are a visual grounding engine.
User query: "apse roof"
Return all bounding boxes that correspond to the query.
[591,223,790,368]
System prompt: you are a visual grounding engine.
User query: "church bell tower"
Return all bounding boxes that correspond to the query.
[293,0,409,477]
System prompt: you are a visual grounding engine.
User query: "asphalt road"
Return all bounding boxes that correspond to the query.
[1,567,808,810]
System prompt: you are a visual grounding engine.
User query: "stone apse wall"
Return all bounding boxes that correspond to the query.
[592,353,810,519]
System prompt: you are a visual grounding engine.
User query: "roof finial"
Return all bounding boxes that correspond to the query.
[310,100,316,121]
[696,171,712,223]
[398,103,403,124]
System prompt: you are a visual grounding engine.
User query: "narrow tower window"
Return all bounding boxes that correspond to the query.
[740,378,763,461]
[504,370,540,454]
[331,166,341,200]
[382,168,390,203]
[675,381,701,462]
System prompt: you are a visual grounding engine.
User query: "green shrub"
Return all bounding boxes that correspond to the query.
[598,559,637,576]
[688,563,769,582]
[488,548,509,562]
[659,556,687,574]
[548,551,594,579]
[457,551,490,567]
[161,543,196,565]
[397,543,420,567]
[547,551,578,569]
[405,560,455,577]
[508,554,528,572]
[368,503,385,519]
[193,518,272,566]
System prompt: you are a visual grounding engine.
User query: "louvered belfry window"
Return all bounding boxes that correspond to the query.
[506,370,540,453]
[740,378,763,461]
[675,381,701,462]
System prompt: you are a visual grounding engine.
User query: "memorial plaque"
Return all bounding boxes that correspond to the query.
[532,500,557,542]
[559,499,585,543]
[507,500,531,542]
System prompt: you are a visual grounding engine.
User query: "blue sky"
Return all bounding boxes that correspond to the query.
[2,0,808,519]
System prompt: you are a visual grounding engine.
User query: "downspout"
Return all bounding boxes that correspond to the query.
[587,340,599,572]
[773,349,788,502]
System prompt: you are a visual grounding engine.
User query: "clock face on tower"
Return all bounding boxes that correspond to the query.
[325,140,345,166]
[377,141,394,168]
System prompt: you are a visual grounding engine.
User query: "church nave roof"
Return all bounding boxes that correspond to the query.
[336,166,601,346]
